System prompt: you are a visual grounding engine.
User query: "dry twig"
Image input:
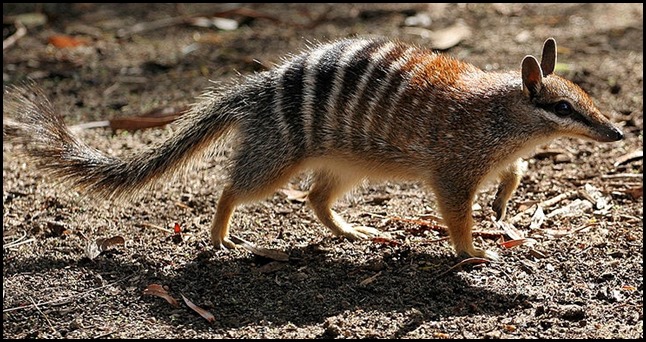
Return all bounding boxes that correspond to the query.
[3,21,27,51]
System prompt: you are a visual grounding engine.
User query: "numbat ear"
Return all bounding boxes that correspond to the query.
[522,55,543,97]
[540,38,557,76]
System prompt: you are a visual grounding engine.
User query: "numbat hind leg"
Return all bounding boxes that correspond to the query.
[210,149,301,249]
[210,186,239,250]
[308,170,380,241]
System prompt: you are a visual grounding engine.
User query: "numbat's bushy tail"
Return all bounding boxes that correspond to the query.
[3,37,623,259]
[4,83,243,201]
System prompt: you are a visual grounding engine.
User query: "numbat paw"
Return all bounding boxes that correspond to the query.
[212,237,237,250]
[458,248,499,261]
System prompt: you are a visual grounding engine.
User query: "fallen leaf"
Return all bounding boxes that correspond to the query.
[85,241,101,260]
[498,238,528,249]
[48,34,89,48]
[181,294,215,323]
[405,20,471,50]
[46,220,70,236]
[492,219,524,240]
[229,235,289,261]
[430,21,471,50]
[516,202,538,212]
[171,222,184,244]
[85,236,125,259]
[280,188,308,203]
[624,186,643,199]
[529,205,545,229]
[143,284,180,308]
[100,236,125,249]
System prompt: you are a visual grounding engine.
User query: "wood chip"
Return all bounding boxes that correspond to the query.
[578,183,610,210]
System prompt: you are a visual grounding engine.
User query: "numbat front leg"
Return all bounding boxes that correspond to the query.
[493,159,523,221]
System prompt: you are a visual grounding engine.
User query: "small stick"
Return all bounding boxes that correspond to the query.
[3,21,27,51]
[29,296,58,335]
[136,222,173,234]
[3,276,132,313]
[3,237,36,249]
[601,173,643,180]
[116,15,189,38]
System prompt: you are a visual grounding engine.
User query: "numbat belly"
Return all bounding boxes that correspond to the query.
[4,37,623,259]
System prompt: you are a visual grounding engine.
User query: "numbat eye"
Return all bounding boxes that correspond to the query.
[554,101,573,116]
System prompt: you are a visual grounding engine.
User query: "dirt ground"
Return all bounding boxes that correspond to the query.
[2,3,643,339]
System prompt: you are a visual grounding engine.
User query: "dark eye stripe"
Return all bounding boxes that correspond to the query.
[536,101,592,126]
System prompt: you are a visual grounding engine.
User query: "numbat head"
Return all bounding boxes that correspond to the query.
[4,37,623,260]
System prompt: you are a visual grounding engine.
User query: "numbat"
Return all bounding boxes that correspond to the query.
[4,37,623,259]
